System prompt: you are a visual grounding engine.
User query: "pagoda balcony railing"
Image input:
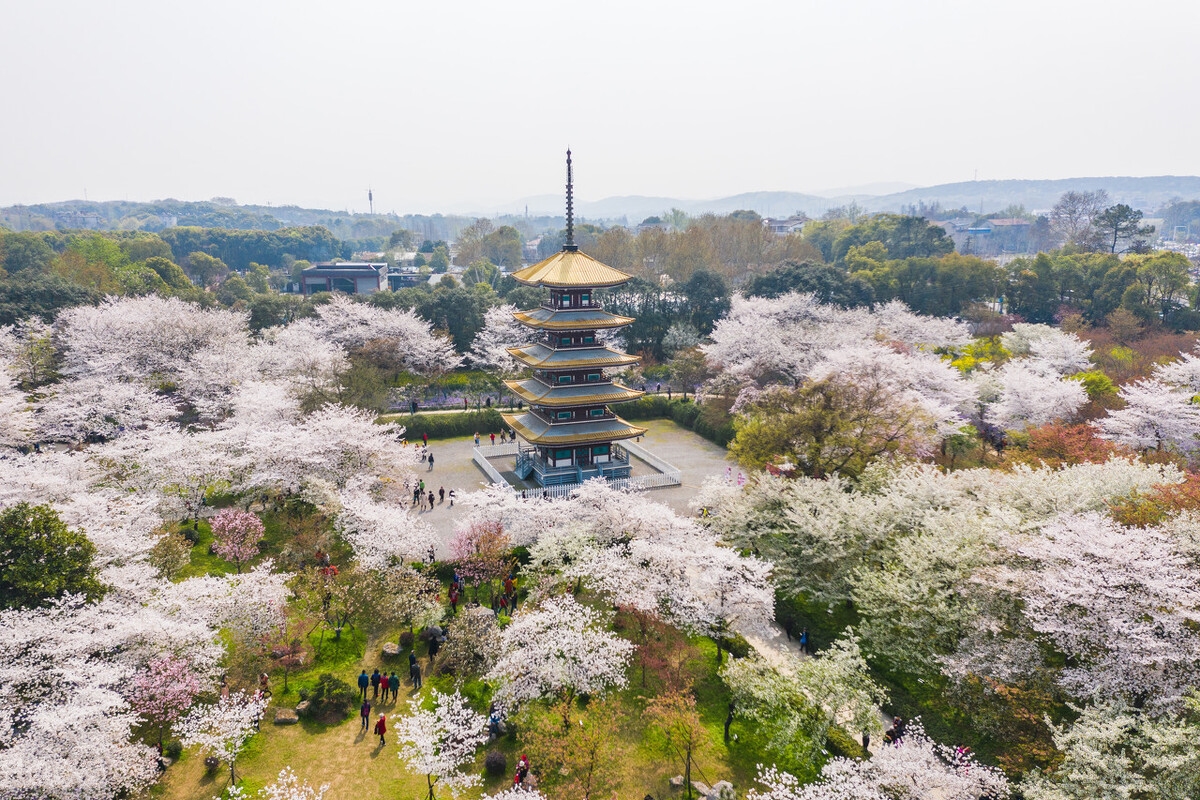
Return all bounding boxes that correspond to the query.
[529,408,617,425]
[540,300,604,311]
[538,337,606,350]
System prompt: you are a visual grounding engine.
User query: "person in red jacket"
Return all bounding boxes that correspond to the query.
[374,713,387,746]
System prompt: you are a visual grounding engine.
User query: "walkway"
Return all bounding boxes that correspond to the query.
[409,418,733,547]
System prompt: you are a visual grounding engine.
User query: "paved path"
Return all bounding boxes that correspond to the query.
[410,418,734,549]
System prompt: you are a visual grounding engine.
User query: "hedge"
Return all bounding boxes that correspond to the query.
[380,409,506,440]
[618,396,736,448]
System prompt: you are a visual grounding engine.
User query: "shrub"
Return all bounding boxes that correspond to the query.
[615,396,735,446]
[302,673,357,721]
[163,739,183,760]
[386,409,506,440]
[719,632,751,659]
[484,749,507,776]
[204,755,220,774]
[825,725,863,759]
[399,630,415,649]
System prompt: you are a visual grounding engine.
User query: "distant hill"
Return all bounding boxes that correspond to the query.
[515,176,1200,222]
[6,177,1200,237]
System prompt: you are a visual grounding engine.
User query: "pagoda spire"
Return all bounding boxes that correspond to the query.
[564,149,577,252]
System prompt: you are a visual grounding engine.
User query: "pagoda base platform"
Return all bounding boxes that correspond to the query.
[471,440,681,498]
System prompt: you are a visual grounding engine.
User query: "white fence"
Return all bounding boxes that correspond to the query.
[472,440,681,497]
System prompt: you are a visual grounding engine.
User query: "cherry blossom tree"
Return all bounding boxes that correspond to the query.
[129,654,205,749]
[335,486,437,570]
[1099,378,1200,454]
[33,376,177,444]
[468,304,531,375]
[175,690,268,786]
[486,594,634,727]
[1004,512,1200,709]
[395,689,489,800]
[747,720,1009,800]
[0,363,32,450]
[480,788,547,800]
[1001,323,1092,375]
[226,767,330,800]
[448,519,514,603]
[307,294,462,374]
[210,508,265,574]
[722,634,887,760]
[975,361,1087,432]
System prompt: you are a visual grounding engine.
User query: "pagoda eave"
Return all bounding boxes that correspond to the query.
[512,308,634,330]
[503,413,647,446]
[504,378,644,407]
[507,345,640,370]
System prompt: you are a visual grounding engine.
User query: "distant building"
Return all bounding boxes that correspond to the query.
[387,266,425,290]
[300,262,387,295]
[637,216,670,234]
[763,214,808,236]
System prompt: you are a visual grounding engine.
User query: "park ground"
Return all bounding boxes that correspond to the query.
[149,420,743,800]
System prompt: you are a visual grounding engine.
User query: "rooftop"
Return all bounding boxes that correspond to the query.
[503,411,646,446]
[510,249,632,289]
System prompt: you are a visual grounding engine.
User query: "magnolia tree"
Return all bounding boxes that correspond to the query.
[486,595,634,727]
[175,690,268,786]
[748,721,1009,800]
[395,689,488,800]
[211,508,265,573]
[129,654,205,749]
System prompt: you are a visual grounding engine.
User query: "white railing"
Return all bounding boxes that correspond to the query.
[472,446,518,493]
[624,440,680,476]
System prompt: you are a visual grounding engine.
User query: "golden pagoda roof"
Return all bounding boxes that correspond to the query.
[504,377,644,407]
[510,249,632,289]
[503,412,647,446]
[512,307,634,331]
[507,343,640,370]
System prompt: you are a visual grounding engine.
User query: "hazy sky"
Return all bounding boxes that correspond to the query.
[3,0,1198,214]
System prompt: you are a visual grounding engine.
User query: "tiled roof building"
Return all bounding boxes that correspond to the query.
[503,152,647,485]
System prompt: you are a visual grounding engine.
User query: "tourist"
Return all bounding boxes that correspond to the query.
[412,486,420,507]
[428,632,441,662]
[799,628,810,655]
[370,669,381,699]
[428,490,435,509]
[357,670,369,702]
[360,700,371,731]
[422,432,428,446]
[374,713,387,746]
[258,672,271,699]
[448,489,456,507]
[427,451,434,471]
[388,671,400,702]
[410,659,422,689]
[514,754,530,786]
[474,432,480,446]
[490,432,496,445]
[438,486,445,504]
[449,584,459,614]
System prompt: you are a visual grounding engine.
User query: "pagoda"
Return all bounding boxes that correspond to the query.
[503,151,647,486]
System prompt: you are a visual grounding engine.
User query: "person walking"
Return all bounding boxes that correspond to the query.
[422,431,428,446]
[419,479,425,494]
[360,700,372,731]
[388,671,400,702]
[799,628,810,655]
[428,490,435,509]
[474,432,480,446]
[490,432,496,445]
[448,489,456,507]
[410,659,422,689]
[438,486,445,504]
[357,670,369,702]
[449,585,459,614]
[370,669,381,700]
[428,633,441,663]
[427,451,434,471]
[374,713,387,746]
